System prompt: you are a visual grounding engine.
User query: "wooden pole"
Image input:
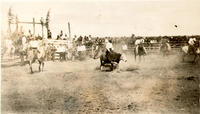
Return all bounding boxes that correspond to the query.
[8,22,11,35]
[40,17,44,39]
[42,24,44,39]
[68,22,71,41]
[33,18,35,37]
[16,16,18,33]
[10,18,45,39]
[91,44,94,57]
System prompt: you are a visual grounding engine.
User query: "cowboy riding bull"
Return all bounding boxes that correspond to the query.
[94,39,127,71]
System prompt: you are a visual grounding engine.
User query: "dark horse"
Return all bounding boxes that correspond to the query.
[134,44,147,62]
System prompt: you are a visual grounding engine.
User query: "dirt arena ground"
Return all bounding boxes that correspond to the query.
[1,53,199,114]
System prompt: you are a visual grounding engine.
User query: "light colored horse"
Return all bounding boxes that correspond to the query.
[93,43,106,59]
[27,43,46,73]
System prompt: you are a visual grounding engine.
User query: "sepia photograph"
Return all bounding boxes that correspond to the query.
[1,0,200,114]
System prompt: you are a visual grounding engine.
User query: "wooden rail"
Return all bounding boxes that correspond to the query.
[9,18,45,38]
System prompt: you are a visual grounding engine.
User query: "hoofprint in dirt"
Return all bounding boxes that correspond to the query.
[1,54,199,114]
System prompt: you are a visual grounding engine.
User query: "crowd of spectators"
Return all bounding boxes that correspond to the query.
[2,30,200,62]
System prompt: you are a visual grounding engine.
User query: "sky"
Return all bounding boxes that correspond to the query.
[1,0,200,38]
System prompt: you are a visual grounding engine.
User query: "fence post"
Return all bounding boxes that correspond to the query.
[42,24,44,39]
[68,22,71,41]
[91,44,94,58]
[33,18,35,37]
[16,16,18,33]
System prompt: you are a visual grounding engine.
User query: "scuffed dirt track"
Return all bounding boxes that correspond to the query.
[1,54,199,114]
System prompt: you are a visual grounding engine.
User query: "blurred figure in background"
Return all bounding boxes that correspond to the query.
[188,38,196,54]
[46,43,52,61]
[122,41,128,54]
[135,37,146,55]
[51,44,57,61]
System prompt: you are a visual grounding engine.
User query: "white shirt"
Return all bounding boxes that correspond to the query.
[150,40,157,43]
[57,46,66,52]
[106,42,113,51]
[77,45,86,51]
[135,39,144,45]
[122,44,128,50]
[29,40,38,48]
[22,36,27,45]
[188,38,196,45]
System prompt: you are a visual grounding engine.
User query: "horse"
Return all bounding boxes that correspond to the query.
[181,45,200,63]
[76,45,87,60]
[93,43,106,59]
[133,44,147,62]
[160,42,171,56]
[27,43,46,73]
[17,44,28,65]
[13,35,29,65]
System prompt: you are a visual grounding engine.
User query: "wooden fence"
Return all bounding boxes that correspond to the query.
[51,40,189,60]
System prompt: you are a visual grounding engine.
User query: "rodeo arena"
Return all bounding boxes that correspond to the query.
[1,7,200,114]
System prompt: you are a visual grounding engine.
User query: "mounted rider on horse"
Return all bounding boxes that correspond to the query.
[135,37,146,55]
[181,37,200,63]
[134,37,147,61]
[160,38,171,56]
[93,38,127,71]
[188,38,197,55]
